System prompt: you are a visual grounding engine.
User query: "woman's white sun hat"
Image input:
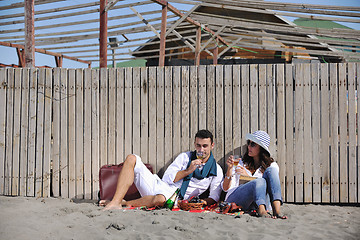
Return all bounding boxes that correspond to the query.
[245,130,270,155]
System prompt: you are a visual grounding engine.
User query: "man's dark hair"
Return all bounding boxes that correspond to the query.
[195,129,213,143]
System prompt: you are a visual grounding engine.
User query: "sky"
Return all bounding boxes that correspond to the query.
[0,0,359,68]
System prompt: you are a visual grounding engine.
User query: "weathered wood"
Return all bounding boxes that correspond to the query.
[91,69,100,197]
[132,67,141,156]
[338,63,348,202]
[285,64,294,202]
[347,63,357,203]
[83,68,92,199]
[100,0,108,68]
[59,68,69,198]
[12,69,22,196]
[148,67,157,172]
[258,65,267,131]
[156,67,165,174]
[250,64,258,132]
[19,69,30,196]
[330,63,339,202]
[189,66,198,141]
[320,64,330,203]
[303,64,312,202]
[181,66,190,151]
[241,65,250,151]
[232,65,241,157]
[214,65,224,163]
[108,69,116,164]
[198,65,207,130]
[311,63,321,203]
[0,69,6,195]
[24,0,35,67]
[68,69,76,199]
[164,66,173,169]
[172,66,181,158]
[75,69,84,198]
[224,65,232,162]
[124,68,132,157]
[140,67,148,164]
[276,64,286,200]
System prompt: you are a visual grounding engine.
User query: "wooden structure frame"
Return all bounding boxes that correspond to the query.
[0,0,359,67]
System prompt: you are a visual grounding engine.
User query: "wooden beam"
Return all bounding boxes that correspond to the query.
[165,4,199,37]
[25,0,35,67]
[151,0,231,48]
[199,25,225,53]
[159,3,168,66]
[195,27,201,66]
[213,39,218,65]
[55,56,63,67]
[104,0,121,12]
[16,48,25,67]
[130,7,161,38]
[218,37,243,58]
[100,0,108,68]
[0,41,91,66]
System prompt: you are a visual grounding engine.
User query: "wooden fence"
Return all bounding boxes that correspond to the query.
[0,63,359,203]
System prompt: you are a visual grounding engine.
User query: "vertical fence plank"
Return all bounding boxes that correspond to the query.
[59,68,69,198]
[148,67,157,171]
[311,63,321,202]
[276,64,286,198]
[75,69,84,198]
[100,68,108,167]
[52,68,61,197]
[19,69,29,196]
[330,63,339,202]
[42,68,52,198]
[124,68,132,157]
[303,64,312,202]
[5,68,14,195]
[285,64,294,202]
[108,69,117,164]
[189,66,198,143]
[83,68,92,199]
[250,64,258,132]
[173,66,181,158]
[224,65,232,162]
[132,67,141,157]
[241,65,250,150]
[258,64,267,131]
[116,68,125,164]
[207,66,216,141]
[157,67,165,174]
[12,68,22,196]
[294,64,304,202]
[338,63,348,202]
[320,64,330,203]
[232,65,241,156]
[35,69,45,198]
[68,69,76,199]
[91,69,100,198]
[181,66,190,152]
[140,67,148,164]
[0,68,6,195]
[267,64,276,159]
[198,65,207,130]
[214,65,224,164]
[347,63,357,203]
[357,63,360,203]
[164,66,173,169]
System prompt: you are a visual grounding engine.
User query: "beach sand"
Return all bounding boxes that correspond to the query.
[0,196,359,240]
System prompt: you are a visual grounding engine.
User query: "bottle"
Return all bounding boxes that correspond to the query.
[163,188,180,210]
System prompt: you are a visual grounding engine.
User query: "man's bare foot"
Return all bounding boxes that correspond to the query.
[101,199,127,211]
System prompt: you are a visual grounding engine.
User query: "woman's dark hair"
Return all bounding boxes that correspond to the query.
[242,146,274,173]
[195,129,213,143]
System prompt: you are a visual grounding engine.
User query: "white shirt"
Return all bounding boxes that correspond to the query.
[222,160,279,201]
[162,151,224,202]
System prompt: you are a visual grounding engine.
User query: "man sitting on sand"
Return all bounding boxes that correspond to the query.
[101,129,224,210]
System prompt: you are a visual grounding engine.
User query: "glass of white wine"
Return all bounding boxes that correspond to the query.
[233,155,240,170]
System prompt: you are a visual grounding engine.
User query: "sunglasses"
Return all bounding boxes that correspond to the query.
[247,140,258,147]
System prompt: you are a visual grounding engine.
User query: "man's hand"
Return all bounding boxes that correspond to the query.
[187,159,202,173]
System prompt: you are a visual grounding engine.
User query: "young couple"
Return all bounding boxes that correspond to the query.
[101,129,286,219]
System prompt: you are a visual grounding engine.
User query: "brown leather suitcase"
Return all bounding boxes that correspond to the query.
[99,163,153,201]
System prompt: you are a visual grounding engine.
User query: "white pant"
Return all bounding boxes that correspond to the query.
[133,155,176,200]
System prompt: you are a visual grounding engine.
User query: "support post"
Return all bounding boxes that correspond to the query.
[100,0,108,68]
[195,27,201,66]
[55,56,63,67]
[16,48,25,67]
[213,39,218,65]
[24,0,35,68]
[159,3,167,67]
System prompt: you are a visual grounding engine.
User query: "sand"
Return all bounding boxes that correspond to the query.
[0,196,359,240]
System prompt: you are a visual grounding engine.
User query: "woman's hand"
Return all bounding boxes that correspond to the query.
[226,155,234,169]
[236,165,249,176]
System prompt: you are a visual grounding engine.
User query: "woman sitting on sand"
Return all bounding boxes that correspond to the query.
[222,130,287,219]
